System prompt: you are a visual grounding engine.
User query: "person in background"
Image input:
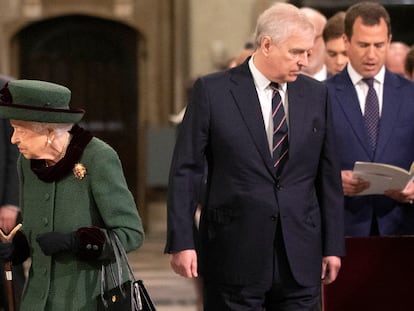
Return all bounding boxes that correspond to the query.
[300,7,328,81]
[0,75,25,311]
[404,44,414,80]
[227,42,255,69]
[165,2,344,310]
[385,41,409,76]
[0,79,144,310]
[323,11,348,76]
[326,2,414,237]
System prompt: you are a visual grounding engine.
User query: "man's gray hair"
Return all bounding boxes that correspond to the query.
[254,2,314,48]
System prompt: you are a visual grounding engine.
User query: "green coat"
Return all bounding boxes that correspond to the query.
[17,137,144,311]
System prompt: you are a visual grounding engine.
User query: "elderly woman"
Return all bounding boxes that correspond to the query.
[0,80,144,310]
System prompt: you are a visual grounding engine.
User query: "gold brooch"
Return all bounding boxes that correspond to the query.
[73,163,87,180]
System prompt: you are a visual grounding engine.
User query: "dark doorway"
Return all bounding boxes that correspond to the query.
[18,15,139,200]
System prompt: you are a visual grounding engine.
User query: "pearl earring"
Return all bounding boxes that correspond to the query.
[47,138,52,144]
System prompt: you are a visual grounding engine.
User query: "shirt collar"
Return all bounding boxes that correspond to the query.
[248,56,287,92]
[312,65,328,81]
[347,63,386,86]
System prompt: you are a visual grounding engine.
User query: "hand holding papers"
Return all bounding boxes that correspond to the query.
[352,162,414,195]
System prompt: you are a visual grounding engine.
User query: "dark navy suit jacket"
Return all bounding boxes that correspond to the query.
[0,76,22,310]
[166,61,345,287]
[0,76,18,207]
[326,68,414,236]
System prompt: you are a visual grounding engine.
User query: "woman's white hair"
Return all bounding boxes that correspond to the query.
[26,121,73,136]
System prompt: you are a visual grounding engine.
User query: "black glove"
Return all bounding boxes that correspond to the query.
[0,242,13,262]
[36,227,105,260]
[76,227,105,260]
[36,231,79,256]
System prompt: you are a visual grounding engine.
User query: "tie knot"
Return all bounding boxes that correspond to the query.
[269,82,279,91]
[362,78,375,88]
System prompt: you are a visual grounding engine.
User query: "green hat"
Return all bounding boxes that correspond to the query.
[0,79,85,123]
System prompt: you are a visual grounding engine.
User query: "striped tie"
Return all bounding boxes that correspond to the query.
[270,82,288,174]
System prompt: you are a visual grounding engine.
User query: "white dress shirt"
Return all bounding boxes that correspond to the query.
[347,63,385,117]
[248,56,288,154]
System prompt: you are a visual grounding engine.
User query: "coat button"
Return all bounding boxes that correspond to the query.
[40,267,47,275]
[271,215,277,221]
[42,218,48,226]
[44,193,50,201]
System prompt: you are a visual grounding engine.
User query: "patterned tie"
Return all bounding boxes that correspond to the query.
[270,82,288,173]
[362,78,379,152]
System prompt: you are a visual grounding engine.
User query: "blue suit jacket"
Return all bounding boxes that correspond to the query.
[326,68,414,236]
[166,61,344,287]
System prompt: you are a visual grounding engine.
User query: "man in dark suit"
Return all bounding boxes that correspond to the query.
[0,75,25,311]
[165,3,344,310]
[325,2,414,237]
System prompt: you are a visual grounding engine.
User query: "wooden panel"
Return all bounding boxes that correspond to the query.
[323,236,414,311]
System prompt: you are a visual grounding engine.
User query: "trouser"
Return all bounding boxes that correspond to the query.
[203,225,321,311]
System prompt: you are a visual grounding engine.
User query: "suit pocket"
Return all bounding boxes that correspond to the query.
[304,191,321,228]
[207,207,235,225]
[311,118,326,138]
[304,208,321,228]
[205,206,237,241]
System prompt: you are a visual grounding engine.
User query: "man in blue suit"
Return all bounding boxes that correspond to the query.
[326,2,414,237]
[165,3,344,310]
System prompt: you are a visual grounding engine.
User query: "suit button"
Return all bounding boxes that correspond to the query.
[276,184,281,190]
[271,215,277,221]
[42,217,48,226]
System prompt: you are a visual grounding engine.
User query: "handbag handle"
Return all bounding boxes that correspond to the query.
[99,231,142,309]
[110,231,136,282]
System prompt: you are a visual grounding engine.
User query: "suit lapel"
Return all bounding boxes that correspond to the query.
[229,63,276,176]
[375,71,401,160]
[285,79,306,160]
[335,72,373,158]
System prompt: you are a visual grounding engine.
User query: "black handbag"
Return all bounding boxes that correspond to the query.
[97,231,156,311]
